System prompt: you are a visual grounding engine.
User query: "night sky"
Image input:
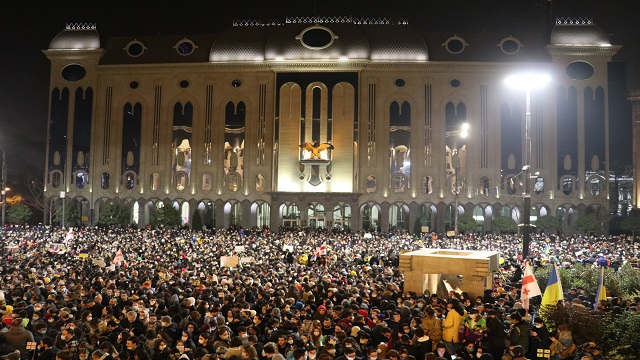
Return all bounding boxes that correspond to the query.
[0,0,637,186]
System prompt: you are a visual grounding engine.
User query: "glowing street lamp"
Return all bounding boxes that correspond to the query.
[505,72,551,259]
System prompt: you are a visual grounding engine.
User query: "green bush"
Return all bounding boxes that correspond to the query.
[601,312,640,358]
[150,206,182,228]
[192,210,203,230]
[535,263,624,297]
[617,263,640,297]
[491,215,517,233]
[7,205,33,224]
[458,215,477,234]
[98,203,131,227]
[576,214,603,233]
[535,215,562,233]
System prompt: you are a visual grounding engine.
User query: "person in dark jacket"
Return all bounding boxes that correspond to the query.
[4,318,34,358]
[507,313,529,356]
[528,317,550,360]
[37,338,60,360]
[0,334,15,357]
[482,310,505,360]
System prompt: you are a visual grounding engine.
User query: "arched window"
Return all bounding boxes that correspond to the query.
[562,177,574,195]
[423,176,433,194]
[150,173,160,191]
[75,171,88,189]
[366,175,376,193]
[202,174,212,191]
[534,176,544,195]
[124,172,135,190]
[480,177,489,196]
[176,172,187,191]
[101,173,110,189]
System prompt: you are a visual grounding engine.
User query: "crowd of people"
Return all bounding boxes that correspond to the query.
[0,224,637,360]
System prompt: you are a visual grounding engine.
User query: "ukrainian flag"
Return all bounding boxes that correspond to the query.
[594,266,607,308]
[541,263,564,306]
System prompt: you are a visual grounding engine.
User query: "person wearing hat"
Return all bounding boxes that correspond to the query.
[4,318,34,359]
[507,313,529,356]
[528,317,550,360]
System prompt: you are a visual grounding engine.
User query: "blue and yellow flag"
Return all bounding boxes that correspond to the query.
[595,266,607,308]
[541,263,564,306]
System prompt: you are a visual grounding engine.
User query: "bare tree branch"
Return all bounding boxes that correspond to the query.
[20,175,45,213]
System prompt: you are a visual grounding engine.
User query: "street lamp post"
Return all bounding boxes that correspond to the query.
[505,73,551,260]
[60,191,66,228]
[1,151,5,230]
[1,189,5,229]
[453,149,461,235]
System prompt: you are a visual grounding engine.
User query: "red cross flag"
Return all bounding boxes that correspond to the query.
[113,249,124,266]
[64,229,74,244]
[520,262,541,313]
[315,243,327,258]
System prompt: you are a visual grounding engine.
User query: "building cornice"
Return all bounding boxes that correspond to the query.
[43,49,106,60]
[546,45,621,58]
[94,59,553,75]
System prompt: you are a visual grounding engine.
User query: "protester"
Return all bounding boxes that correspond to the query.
[0,224,637,360]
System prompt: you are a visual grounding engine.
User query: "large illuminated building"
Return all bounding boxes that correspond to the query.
[43,17,625,233]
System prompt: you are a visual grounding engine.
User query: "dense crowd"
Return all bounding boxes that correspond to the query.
[0,225,638,360]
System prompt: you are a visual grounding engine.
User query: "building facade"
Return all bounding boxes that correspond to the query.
[43,18,622,233]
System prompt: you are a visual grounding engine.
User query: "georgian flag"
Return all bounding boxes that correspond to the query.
[315,243,327,258]
[521,262,542,313]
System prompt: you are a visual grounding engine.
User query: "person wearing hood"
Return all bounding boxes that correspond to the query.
[411,328,431,360]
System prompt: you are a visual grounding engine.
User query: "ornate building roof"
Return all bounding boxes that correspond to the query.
[550,18,611,46]
[209,17,428,62]
[49,23,100,50]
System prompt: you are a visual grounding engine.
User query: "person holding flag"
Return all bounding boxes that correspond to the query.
[520,262,542,314]
[541,263,564,307]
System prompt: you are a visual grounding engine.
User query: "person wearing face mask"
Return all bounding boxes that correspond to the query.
[159,316,181,343]
[196,333,216,354]
[334,347,359,360]
[456,343,475,360]
[365,348,378,360]
[78,348,91,360]
[180,331,197,351]
[323,344,337,359]
[527,317,550,360]
[171,340,193,360]
[37,337,60,360]
[150,339,170,360]
[306,346,318,360]
[433,342,452,360]
[507,313,529,356]
[58,328,78,356]
[32,323,48,344]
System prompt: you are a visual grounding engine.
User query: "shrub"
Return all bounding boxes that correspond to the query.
[601,312,640,358]
[491,215,517,233]
[98,203,131,227]
[617,263,640,297]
